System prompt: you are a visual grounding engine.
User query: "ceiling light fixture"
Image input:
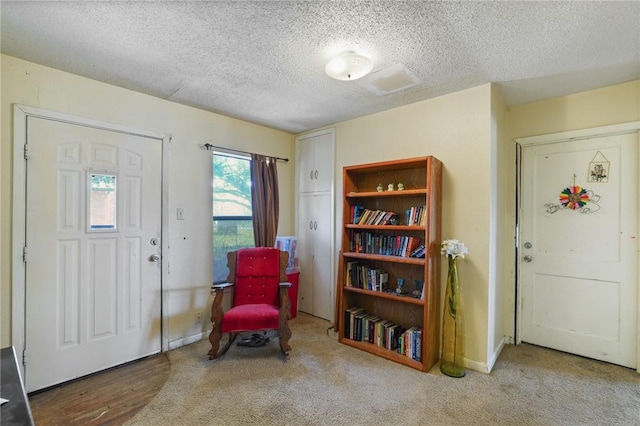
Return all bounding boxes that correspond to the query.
[325,51,373,81]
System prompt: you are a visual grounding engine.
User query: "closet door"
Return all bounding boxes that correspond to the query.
[297,131,333,193]
[297,193,332,320]
[310,193,333,320]
[296,128,335,321]
[310,132,333,193]
[297,135,316,193]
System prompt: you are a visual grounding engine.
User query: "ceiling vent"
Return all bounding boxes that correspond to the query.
[359,63,421,96]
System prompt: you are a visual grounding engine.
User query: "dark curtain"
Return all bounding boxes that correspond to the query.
[250,153,279,247]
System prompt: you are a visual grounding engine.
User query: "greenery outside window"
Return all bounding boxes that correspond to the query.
[213,153,254,283]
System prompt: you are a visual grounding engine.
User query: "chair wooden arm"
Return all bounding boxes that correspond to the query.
[212,282,234,292]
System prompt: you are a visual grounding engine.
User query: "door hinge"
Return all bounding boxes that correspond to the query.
[23,246,27,263]
[24,144,30,160]
[22,349,28,367]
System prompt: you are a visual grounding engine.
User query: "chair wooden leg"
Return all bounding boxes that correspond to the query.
[208,327,222,360]
[209,332,238,360]
[279,324,292,356]
[279,288,292,356]
[208,288,225,360]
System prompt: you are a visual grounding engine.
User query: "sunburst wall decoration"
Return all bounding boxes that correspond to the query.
[559,186,590,210]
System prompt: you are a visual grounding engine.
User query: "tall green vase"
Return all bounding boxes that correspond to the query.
[440,257,465,377]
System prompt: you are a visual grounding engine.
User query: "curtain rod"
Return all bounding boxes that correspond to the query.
[204,143,289,163]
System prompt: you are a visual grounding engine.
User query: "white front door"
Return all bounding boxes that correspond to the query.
[24,116,163,392]
[519,131,638,368]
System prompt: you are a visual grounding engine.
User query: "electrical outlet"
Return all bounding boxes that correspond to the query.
[195,311,202,324]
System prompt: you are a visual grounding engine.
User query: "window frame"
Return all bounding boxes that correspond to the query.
[212,152,255,283]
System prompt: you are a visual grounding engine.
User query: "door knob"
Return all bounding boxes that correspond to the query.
[523,255,533,263]
[148,254,160,262]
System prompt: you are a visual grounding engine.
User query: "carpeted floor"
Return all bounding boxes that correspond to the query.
[125,313,640,426]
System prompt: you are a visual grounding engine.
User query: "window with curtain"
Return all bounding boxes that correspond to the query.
[213,153,254,283]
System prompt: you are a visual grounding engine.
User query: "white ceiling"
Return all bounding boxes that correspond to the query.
[2,1,639,134]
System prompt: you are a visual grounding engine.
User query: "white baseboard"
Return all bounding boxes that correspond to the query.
[168,331,208,350]
[463,336,508,374]
[464,358,491,374]
[486,336,508,373]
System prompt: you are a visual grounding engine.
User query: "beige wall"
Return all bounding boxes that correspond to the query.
[503,79,640,342]
[508,80,640,138]
[326,84,495,370]
[1,55,295,349]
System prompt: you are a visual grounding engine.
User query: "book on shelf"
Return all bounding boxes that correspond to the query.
[418,206,426,226]
[378,270,388,291]
[367,316,382,344]
[349,231,425,259]
[375,320,388,346]
[373,211,384,225]
[348,264,389,291]
[403,205,427,226]
[399,327,422,361]
[343,308,421,355]
[352,205,365,224]
[404,237,421,257]
[345,261,359,287]
[368,210,379,225]
[352,208,400,226]
[344,307,365,339]
[354,310,368,341]
[359,209,371,224]
[409,243,425,258]
[379,211,395,225]
[384,322,403,351]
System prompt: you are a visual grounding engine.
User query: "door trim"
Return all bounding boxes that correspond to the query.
[12,104,171,378]
[514,120,640,372]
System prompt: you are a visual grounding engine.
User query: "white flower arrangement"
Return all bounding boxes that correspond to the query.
[440,239,469,259]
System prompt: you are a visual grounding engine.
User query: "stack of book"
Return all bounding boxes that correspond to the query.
[343,307,422,361]
[345,262,389,290]
[404,205,426,226]
[350,231,423,258]
[351,206,398,226]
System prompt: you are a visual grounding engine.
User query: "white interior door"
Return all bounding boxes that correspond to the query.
[311,193,333,320]
[298,193,333,320]
[310,132,333,193]
[520,132,638,368]
[297,135,316,194]
[296,130,334,193]
[296,129,334,322]
[297,194,314,314]
[24,116,162,391]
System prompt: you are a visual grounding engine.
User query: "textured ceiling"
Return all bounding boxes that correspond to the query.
[2,1,639,134]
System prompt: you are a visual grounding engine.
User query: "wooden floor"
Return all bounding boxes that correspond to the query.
[28,353,170,426]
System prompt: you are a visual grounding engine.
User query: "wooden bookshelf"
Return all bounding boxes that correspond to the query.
[337,156,442,372]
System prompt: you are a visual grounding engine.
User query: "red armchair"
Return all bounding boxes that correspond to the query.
[208,247,292,359]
